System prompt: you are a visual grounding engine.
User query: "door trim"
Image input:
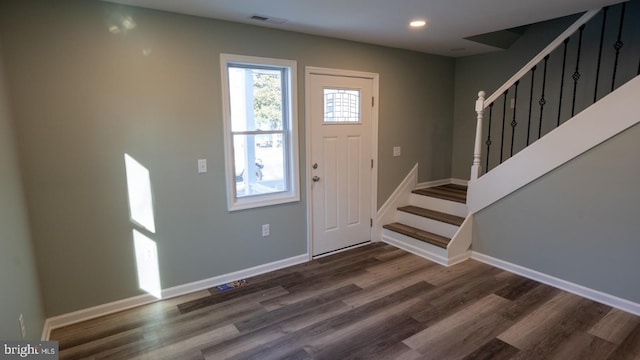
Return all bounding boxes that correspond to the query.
[304,66,379,259]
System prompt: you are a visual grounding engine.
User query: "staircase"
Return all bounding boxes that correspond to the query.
[381,184,470,266]
[469,1,640,211]
[380,1,639,267]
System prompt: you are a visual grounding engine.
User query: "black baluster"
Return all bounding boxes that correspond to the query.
[594,7,609,103]
[500,90,508,164]
[539,56,549,139]
[510,81,519,157]
[612,2,626,92]
[485,103,494,172]
[571,25,585,118]
[526,66,536,146]
[557,39,569,127]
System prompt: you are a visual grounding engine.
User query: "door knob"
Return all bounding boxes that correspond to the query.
[312,176,320,182]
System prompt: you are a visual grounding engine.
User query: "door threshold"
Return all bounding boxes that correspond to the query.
[312,241,372,259]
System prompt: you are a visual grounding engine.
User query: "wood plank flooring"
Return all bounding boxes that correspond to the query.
[412,184,467,203]
[51,243,640,360]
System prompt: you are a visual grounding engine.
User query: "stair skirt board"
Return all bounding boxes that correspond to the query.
[396,211,459,239]
[469,76,640,214]
[375,164,419,242]
[410,193,468,218]
[382,229,469,267]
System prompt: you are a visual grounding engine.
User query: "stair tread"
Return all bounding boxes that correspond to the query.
[440,184,468,192]
[397,205,464,226]
[383,222,450,249]
[412,185,467,204]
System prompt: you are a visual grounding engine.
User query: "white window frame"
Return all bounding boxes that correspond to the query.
[220,54,300,211]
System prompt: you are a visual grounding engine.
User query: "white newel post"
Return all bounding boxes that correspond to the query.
[470,91,486,181]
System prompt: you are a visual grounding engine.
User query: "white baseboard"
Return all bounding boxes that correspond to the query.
[416,178,469,189]
[41,253,308,340]
[471,251,640,317]
[450,178,469,186]
[415,178,450,189]
[447,251,471,266]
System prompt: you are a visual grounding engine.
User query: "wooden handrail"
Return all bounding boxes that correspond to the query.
[470,7,603,181]
[483,9,601,107]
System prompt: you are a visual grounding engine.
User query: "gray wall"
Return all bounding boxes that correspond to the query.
[0,38,45,340]
[472,123,640,303]
[0,0,454,316]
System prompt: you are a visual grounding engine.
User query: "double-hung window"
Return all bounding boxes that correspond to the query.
[220,54,299,211]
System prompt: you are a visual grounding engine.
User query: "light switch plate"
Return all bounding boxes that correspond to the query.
[393,146,401,157]
[197,159,207,173]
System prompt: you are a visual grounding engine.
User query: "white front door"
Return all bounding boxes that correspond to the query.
[308,71,375,256]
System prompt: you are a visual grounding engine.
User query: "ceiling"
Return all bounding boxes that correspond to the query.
[103,0,626,57]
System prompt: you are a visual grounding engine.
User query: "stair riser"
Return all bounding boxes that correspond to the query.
[382,229,449,266]
[396,211,458,238]
[410,194,468,217]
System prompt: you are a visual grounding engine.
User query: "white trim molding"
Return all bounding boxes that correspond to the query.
[471,251,640,317]
[41,253,308,340]
[415,178,449,190]
[450,178,469,187]
[446,214,473,264]
[375,163,418,241]
[417,178,469,189]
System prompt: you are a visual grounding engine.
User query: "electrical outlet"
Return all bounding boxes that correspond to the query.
[262,224,270,237]
[18,314,26,340]
[393,146,401,157]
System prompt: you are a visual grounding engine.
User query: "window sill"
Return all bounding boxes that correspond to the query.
[228,192,300,212]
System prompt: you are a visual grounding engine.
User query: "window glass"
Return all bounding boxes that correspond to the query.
[221,54,299,211]
[229,67,284,131]
[324,88,360,123]
[233,133,286,197]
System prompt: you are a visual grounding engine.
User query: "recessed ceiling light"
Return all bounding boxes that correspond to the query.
[410,20,427,28]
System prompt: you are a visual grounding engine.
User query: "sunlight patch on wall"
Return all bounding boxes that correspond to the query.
[124,154,156,233]
[125,153,161,299]
[133,230,162,299]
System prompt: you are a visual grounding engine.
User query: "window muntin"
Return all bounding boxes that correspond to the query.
[221,54,299,211]
[323,88,361,123]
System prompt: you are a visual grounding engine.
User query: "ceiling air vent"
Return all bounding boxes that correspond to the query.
[249,14,288,25]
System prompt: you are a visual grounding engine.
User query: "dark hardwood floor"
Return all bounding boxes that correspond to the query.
[51,243,640,359]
